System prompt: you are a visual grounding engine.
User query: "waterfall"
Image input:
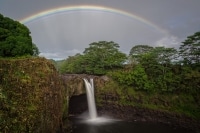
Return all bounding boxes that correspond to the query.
[83,78,97,119]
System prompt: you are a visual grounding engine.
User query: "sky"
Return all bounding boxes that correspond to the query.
[0,0,200,60]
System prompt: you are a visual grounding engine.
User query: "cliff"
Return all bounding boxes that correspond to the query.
[0,57,66,133]
[64,74,200,132]
[0,58,199,132]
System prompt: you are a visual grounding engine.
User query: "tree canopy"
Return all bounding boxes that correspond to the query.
[83,41,127,73]
[128,45,154,64]
[57,31,199,94]
[0,14,39,57]
[179,31,200,65]
[59,41,127,75]
[109,32,199,93]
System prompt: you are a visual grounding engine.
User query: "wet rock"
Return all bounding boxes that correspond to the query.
[97,103,200,132]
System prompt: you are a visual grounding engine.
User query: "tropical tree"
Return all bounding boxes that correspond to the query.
[59,54,84,74]
[179,31,200,65]
[0,14,39,57]
[108,64,154,91]
[32,43,40,56]
[82,41,127,74]
[137,46,178,92]
[128,45,153,64]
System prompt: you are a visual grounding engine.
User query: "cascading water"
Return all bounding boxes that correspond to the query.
[82,78,115,124]
[83,78,97,119]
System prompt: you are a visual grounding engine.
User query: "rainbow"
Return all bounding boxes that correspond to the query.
[20,5,166,34]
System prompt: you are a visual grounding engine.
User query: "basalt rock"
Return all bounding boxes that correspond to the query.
[61,74,110,97]
[98,103,200,132]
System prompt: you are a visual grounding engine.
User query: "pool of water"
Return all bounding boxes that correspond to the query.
[70,117,195,133]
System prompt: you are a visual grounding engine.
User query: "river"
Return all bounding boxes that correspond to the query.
[70,117,195,133]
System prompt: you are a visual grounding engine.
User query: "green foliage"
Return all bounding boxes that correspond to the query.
[59,54,85,74]
[108,65,154,91]
[0,14,39,57]
[137,47,179,92]
[128,45,153,64]
[0,57,65,132]
[179,66,200,94]
[58,32,200,119]
[109,38,199,94]
[59,31,199,95]
[83,41,127,74]
[179,31,200,65]
[32,43,40,56]
[59,41,127,75]
[97,79,200,119]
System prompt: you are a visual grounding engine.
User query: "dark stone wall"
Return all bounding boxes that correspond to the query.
[68,94,88,115]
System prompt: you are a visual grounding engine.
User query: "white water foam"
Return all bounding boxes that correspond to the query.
[83,78,97,119]
[83,78,119,124]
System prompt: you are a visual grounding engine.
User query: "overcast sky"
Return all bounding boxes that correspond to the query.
[1,0,200,60]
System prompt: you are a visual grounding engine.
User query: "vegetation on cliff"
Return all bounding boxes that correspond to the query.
[0,57,67,132]
[0,14,70,132]
[59,32,200,119]
[95,79,200,119]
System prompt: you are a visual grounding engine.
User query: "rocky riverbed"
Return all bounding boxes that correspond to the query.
[97,103,200,132]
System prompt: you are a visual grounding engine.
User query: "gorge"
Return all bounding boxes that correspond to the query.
[0,58,200,133]
[68,75,198,133]
[65,74,199,133]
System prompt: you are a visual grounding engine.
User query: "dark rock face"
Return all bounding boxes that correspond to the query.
[98,103,200,132]
[61,74,109,97]
[68,94,88,115]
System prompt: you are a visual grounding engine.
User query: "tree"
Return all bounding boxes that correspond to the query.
[139,46,177,72]
[138,46,178,92]
[178,32,200,93]
[0,14,39,57]
[59,41,127,75]
[59,54,84,74]
[32,43,40,56]
[128,45,153,64]
[179,31,200,65]
[108,64,154,91]
[82,41,127,74]
[153,47,178,64]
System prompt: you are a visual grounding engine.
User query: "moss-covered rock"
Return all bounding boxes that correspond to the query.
[0,57,66,133]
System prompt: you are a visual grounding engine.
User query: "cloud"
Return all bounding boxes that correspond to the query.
[39,49,81,60]
[155,35,181,48]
